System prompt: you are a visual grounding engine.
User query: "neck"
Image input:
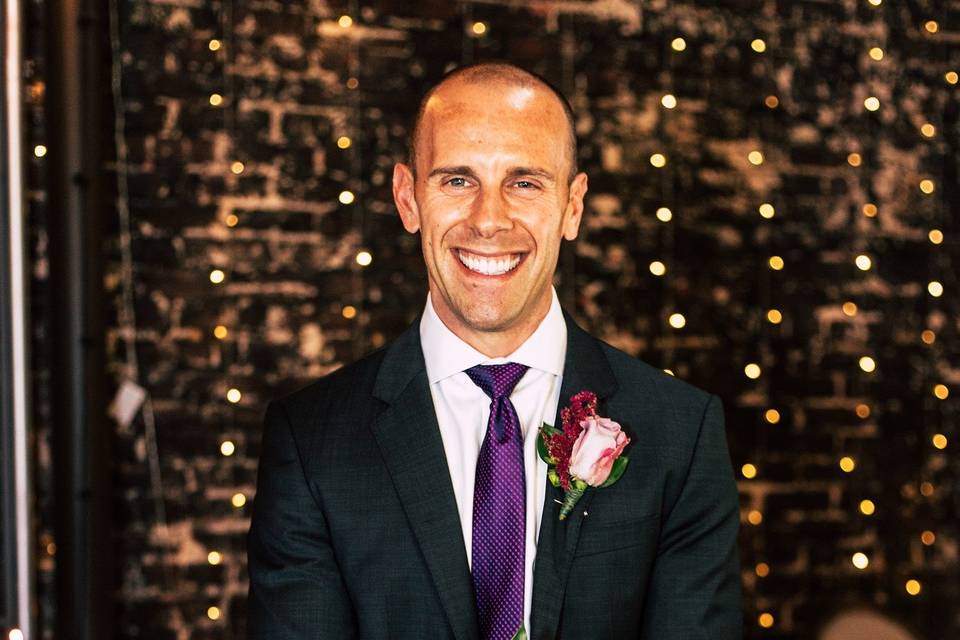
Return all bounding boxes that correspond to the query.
[432,292,552,359]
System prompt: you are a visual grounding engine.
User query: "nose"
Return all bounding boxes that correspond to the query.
[468,187,513,238]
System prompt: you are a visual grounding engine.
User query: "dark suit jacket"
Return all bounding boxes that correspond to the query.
[247,309,742,639]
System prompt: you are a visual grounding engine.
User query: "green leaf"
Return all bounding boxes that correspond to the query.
[599,456,629,488]
[540,422,561,436]
[547,469,560,488]
[537,423,560,464]
[511,625,528,640]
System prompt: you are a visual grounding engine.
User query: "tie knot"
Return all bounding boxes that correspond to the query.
[464,363,529,400]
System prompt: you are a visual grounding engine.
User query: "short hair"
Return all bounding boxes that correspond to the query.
[407,62,579,184]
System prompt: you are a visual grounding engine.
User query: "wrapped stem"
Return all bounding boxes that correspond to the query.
[558,484,587,520]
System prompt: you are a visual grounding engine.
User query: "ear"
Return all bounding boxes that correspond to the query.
[561,172,588,241]
[392,162,421,233]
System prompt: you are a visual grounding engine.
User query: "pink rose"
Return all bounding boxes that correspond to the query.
[568,416,630,487]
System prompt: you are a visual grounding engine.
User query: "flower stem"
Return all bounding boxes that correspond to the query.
[559,485,586,520]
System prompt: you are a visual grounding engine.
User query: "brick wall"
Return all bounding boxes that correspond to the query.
[27,0,959,638]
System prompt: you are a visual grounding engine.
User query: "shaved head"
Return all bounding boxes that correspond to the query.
[408,63,578,183]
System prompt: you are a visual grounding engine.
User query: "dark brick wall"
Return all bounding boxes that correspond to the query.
[26,0,959,638]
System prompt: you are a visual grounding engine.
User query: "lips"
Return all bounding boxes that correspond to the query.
[455,249,525,276]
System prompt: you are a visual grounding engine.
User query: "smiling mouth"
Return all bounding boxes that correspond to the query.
[455,249,525,276]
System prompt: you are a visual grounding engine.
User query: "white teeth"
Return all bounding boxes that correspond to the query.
[457,250,522,276]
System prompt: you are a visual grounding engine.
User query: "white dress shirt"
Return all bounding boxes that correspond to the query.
[419,286,566,634]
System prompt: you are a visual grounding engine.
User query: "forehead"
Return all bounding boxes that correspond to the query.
[416,80,570,166]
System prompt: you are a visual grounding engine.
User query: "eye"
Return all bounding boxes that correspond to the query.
[446,176,468,188]
[515,180,536,189]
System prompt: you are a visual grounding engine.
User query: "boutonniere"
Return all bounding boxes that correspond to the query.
[537,391,630,520]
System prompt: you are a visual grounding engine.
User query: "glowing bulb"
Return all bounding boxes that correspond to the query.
[751,39,767,53]
[9,630,24,640]
[927,281,943,297]
[656,207,673,222]
[650,153,667,168]
[932,434,947,450]
[748,150,764,165]
[862,203,878,217]
[346,77,359,89]
[207,606,221,620]
[668,313,686,329]
[744,363,762,379]
[213,325,228,339]
[758,612,774,628]
[768,256,784,270]
[339,190,355,204]
[355,250,372,266]
[766,309,782,324]
[921,330,935,344]
[220,441,235,456]
[842,301,858,316]
[663,369,675,376]
[946,71,958,85]
[920,481,934,497]
[338,15,353,28]
[905,579,921,596]
[230,161,245,174]
[209,93,223,106]
[649,261,666,276]
[226,388,241,403]
[671,37,687,51]
[851,552,869,569]
[225,213,239,227]
[919,179,935,194]
[337,136,352,149]
[660,94,677,109]
[231,493,247,507]
[755,562,770,577]
[867,0,881,5]
[208,551,222,565]
[839,456,856,472]
[209,269,225,284]
[342,305,357,319]
[765,409,780,424]
[868,47,883,60]
[921,123,935,137]
[471,21,487,35]
[921,530,935,545]
[924,20,938,33]
[864,96,880,111]
[859,356,876,373]
[855,254,872,271]
[759,203,775,218]
[747,510,763,525]
[847,152,862,167]
[856,404,870,418]
[34,144,47,158]
[859,499,875,515]
[764,95,779,108]
[741,463,757,479]
[933,384,949,400]
[208,39,221,51]
[928,229,943,244]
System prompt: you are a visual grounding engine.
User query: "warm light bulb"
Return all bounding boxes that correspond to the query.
[748,150,764,165]
[927,281,943,297]
[924,20,938,33]
[851,552,869,569]
[744,363,762,379]
[649,261,666,276]
[209,269,225,284]
[928,229,943,244]
[867,0,881,5]
[231,493,247,507]
[920,123,935,137]
[339,190,356,205]
[768,256,784,271]
[9,630,24,640]
[920,481,934,497]
[855,254,872,271]
[765,409,780,424]
[764,95,779,108]
[766,309,782,324]
[859,499,875,515]
[864,96,880,111]
[346,77,359,89]
[214,325,228,339]
[208,551,222,565]
[668,313,686,329]
[671,37,687,51]
[650,153,667,168]
[338,15,353,28]
[747,510,763,525]
[751,39,767,53]
[226,388,241,403]
[758,612,774,628]
[946,71,958,85]
[342,305,357,319]
[220,441,235,456]
[842,301,858,316]
[932,434,947,450]
[656,207,673,222]
[471,21,487,35]
[34,144,47,158]
[755,562,770,577]
[209,93,223,106]
[868,47,883,60]
[208,39,221,51]
[230,161,245,175]
[207,606,221,620]
[921,330,935,344]
[921,530,935,545]
[859,356,876,373]
[839,456,856,472]
[741,463,757,479]
[862,203,878,217]
[355,250,372,266]
[660,94,677,109]
[225,214,239,227]
[337,136,352,149]
[663,369,675,376]
[919,179,935,194]
[856,404,870,419]
[847,152,862,167]
[759,203,775,218]
[933,384,949,400]
[905,579,921,596]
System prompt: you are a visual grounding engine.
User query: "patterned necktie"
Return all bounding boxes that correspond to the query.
[464,362,529,640]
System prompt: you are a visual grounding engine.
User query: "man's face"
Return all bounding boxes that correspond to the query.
[393,80,588,353]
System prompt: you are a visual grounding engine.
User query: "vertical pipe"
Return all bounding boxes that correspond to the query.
[45,0,111,637]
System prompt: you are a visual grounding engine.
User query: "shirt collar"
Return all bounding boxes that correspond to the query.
[419,286,567,384]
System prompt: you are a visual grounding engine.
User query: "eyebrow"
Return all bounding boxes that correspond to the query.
[427,165,556,183]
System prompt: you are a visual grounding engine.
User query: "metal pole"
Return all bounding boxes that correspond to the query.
[45,0,111,636]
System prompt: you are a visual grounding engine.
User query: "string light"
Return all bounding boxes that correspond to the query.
[920,482,934,497]
[765,409,780,424]
[919,179,935,194]
[34,144,47,158]
[226,388,241,403]
[225,213,239,227]
[862,203,878,217]
[342,305,357,319]
[921,530,936,545]
[346,77,359,89]
[742,463,757,479]
[747,150,764,165]
[868,47,883,61]
[905,579,921,596]
[230,161,244,175]
[933,384,948,400]
[671,37,686,51]
[209,269,225,284]
[209,93,223,106]
[851,552,869,569]
[220,441,235,456]
[747,510,763,525]
[207,551,222,565]
[668,313,686,329]
[859,499,875,515]
[649,153,667,168]
[751,39,767,53]
[207,606,221,621]
[758,612,774,628]
[921,330,935,345]
[649,261,666,276]
[842,301,858,316]
[339,190,356,204]
[856,404,870,419]
[744,363,762,379]
[355,250,372,266]
[768,256,784,270]
[764,95,779,108]
[855,254,872,271]
[928,229,943,244]
[759,203,775,218]
[920,123,936,137]
[663,369,675,376]
[927,281,943,297]
[9,630,24,640]
[946,71,958,85]
[931,434,947,450]
[755,562,770,577]
[656,207,673,222]
[208,39,221,51]
[660,94,677,109]
[864,96,880,111]
[337,136,352,149]
[847,152,862,167]
[231,493,247,507]
[338,15,353,28]
[839,456,856,472]
[924,20,938,34]
[213,325,228,339]
[471,21,487,35]
[867,0,881,6]
[858,356,876,373]
[766,309,782,324]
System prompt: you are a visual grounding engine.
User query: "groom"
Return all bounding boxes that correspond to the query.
[247,63,742,639]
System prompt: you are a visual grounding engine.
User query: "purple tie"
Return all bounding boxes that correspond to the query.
[465,363,529,640]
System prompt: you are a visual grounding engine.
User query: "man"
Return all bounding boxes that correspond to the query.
[247,63,742,639]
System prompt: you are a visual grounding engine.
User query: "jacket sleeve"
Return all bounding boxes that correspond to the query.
[247,400,358,639]
[640,394,743,640]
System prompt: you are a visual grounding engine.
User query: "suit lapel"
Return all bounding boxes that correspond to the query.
[370,319,479,640]
[530,310,618,638]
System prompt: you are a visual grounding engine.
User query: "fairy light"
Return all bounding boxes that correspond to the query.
[919,482,934,497]
[868,47,883,60]
[847,152,862,167]
[855,254,872,271]
[931,434,947,450]
[862,203,878,217]
[207,606,221,620]
[765,409,780,424]
[231,493,247,507]
[338,15,353,28]
[213,325,228,339]
[209,269,225,284]
[226,388,241,403]
[867,0,881,5]
[839,456,856,472]
[663,369,675,376]
[339,190,356,204]
[858,356,876,373]
[851,552,869,569]
[748,150,764,165]
[471,21,487,35]
[905,579,921,596]
[766,309,782,324]
[864,96,880,111]
[220,441,235,456]
[747,510,763,525]
[9,630,24,640]
[208,39,221,51]
[924,20,938,33]
[921,531,935,545]
[209,93,223,106]
[759,203,775,218]
[842,301,858,316]
[856,404,870,419]
[755,563,770,577]
[744,363,762,379]
[751,39,767,53]
[928,229,943,244]
[337,136,352,149]
[668,313,686,329]
[34,144,47,158]
[225,213,239,227]
[927,281,943,297]
[919,179,935,194]
[933,384,948,400]
[207,551,222,565]
[758,613,774,628]
[921,123,936,137]
[656,207,673,222]
[921,330,935,344]
[671,37,686,51]
[230,161,244,175]
[946,71,958,85]
[649,261,667,276]
[764,95,779,108]
[355,250,372,266]
[859,499,875,515]
[342,305,357,319]
[346,77,359,90]
[741,463,757,479]
[650,153,667,168]
[768,256,784,271]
